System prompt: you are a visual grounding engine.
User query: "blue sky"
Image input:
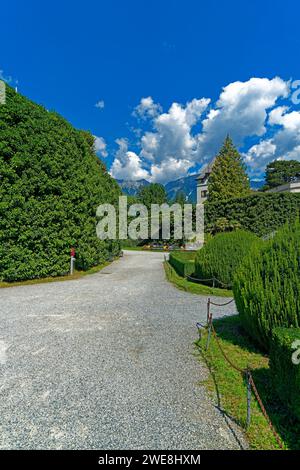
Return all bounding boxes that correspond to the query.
[1,0,300,183]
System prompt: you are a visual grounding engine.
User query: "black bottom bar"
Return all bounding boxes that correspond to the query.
[0,450,298,467]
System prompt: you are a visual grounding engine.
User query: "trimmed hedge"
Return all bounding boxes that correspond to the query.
[169,251,196,278]
[233,221,300,350]
[0,86,121,281]
[205,192,300,237]
[270,328,300,421]
[194,230,260,288]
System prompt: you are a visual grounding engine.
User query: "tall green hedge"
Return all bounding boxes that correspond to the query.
[0,86,121,281]
[233,221,300,350]
[205,192,300,237]
[194,230,260,287]
[270,328,300,421]
[169,251,196,277]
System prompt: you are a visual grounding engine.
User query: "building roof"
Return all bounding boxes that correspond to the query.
[197,158,215,182]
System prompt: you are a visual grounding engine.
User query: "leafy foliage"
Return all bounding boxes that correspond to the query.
[208,136,251,202]
[270,328,300,421]
[264,159,300,190]
[205,192,300,237]
[137,183,167,209]
[169,251,196,277]
[206,216,241,235]
[195,230,260,287]
[233,221,300,350]
[0,86,121,281]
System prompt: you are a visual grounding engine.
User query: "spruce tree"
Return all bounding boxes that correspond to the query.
[208,136,251,202]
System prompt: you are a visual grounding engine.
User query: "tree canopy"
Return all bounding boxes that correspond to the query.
[137,183,167,209]
[264,159,300,190]
[0,85,121,281]
[208,136,251,202]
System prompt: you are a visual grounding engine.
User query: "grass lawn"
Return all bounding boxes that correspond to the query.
[0,259,115,288]
[170,251,197,261]
[195,315,300,450]
[164,260,233,297]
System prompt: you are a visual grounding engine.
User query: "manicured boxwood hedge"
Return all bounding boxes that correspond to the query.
[233,221,300,350]
[270,328,300,421]
[205,192,300,237]
[169,251,196,278]
[194,230,261,288]
[0,85,121,281]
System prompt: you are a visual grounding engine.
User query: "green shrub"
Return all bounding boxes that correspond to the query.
[270,328,300,421]
[233,221,300,350]
[205,192,300,237]
[195,230,260,288]
[0,86,121,281]
[169,251,196,278]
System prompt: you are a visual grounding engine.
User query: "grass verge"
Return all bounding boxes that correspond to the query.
[164,261,233,297]
[195,315,300,450]
[0,259,115,288]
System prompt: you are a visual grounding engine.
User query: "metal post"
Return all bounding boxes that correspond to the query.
[70,256,74,275]
[206,313,212,351]
[207,298,211,323]
[246,369,252,429]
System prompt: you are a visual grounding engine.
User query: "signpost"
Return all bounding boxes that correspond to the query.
[70,248,76,275]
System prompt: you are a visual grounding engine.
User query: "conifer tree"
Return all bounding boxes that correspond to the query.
[208,136,251,202]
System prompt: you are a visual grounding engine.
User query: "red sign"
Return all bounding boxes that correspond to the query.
[70,248,76,258]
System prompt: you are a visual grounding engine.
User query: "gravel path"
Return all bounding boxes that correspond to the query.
[0,250,246,450]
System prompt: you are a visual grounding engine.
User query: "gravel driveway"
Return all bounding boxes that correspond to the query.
[0,250,246,449]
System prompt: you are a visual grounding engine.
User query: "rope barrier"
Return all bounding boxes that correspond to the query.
[249,374,284,449]
[210,321,246,374]
[195,298,285,450]
[187,274,232,289]
[209,298,235,307]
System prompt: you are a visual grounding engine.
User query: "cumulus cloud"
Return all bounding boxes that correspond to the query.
[245,106,300,174]
[150,158,193,183]
[110,76,297,183]
[94,136,108,157]
[141,98,210,165]
[110,138,149,180]
[133,96,162,120]
[197,77,289,161]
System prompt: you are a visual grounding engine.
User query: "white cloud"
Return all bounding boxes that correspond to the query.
[94,136,108,157]
[244,140,277,169]
[141,98,210,165]
[95,100,105,109]
[245,106,300,173]
[197,77,289,161]
[150,158,193,184]
[109,77,296,183]
[133,96,162,120]
[110,138,149,180]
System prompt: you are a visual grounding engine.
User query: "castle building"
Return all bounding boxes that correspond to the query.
[196,159,215,204]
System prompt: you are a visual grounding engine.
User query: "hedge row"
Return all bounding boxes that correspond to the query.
[233,221,300,350]
[270,328,300,421]
[205,192,300,237]
[0,86,121,281]
[169,252,196,278]
[195,230,261,287]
